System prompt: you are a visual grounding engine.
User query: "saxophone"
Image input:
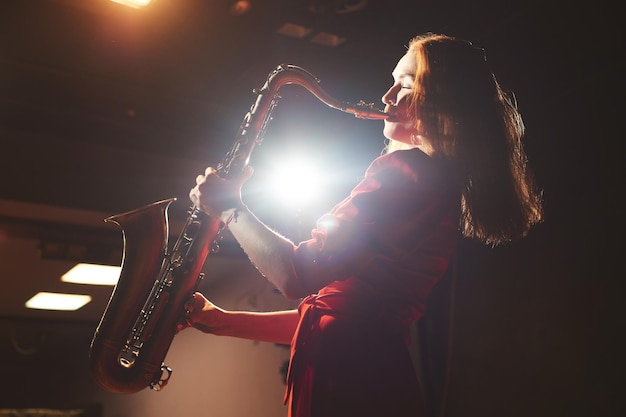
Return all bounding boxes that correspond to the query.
[89,64,388,394]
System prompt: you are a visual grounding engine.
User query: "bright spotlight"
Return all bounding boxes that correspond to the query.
[268,157,323,209]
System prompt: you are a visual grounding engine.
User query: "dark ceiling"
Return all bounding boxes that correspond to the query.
[0,0,620,333]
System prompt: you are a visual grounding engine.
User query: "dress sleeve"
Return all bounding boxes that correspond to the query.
[292,149,450,294]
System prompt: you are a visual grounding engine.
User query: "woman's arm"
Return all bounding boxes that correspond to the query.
[222,208,311,299]
[189,167,313,299]
[182,293,299,346]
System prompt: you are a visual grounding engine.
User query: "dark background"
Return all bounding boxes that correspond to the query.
[0,0,621,416]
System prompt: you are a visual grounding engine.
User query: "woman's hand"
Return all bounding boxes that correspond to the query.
[189,166,253,222]
[177,292,300,344]
[177,292,224,334]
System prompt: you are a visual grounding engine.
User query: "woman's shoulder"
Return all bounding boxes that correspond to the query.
[368,149,463,197]
[368,148,443,184]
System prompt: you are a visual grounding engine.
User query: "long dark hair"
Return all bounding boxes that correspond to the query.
[408,33,542,245]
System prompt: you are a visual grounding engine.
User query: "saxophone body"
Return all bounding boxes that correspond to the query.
[89,64,388,394]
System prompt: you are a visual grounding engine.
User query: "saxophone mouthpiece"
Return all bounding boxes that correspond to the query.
[346,100,389,120]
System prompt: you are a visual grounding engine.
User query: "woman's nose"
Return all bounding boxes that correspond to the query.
[381,85,397,105]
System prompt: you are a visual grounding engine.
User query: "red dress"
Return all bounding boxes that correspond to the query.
[285,148,461,417]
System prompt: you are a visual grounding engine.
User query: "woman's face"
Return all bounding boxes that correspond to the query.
[381,50,418,144]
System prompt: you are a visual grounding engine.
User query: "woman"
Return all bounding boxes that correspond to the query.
[181,33,543,417]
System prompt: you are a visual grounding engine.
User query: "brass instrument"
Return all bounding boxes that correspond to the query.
[89,64,388,394]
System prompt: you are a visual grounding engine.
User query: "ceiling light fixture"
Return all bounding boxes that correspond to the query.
[61,263,121,286]
[310,32,346,47]
[25,292,92,311]
[276,23,313,39]
[276,24,345,47]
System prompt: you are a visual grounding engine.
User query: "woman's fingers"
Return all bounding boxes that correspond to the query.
[177,292,205,333]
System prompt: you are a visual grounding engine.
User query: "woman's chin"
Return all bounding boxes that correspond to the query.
[383,126,411,143]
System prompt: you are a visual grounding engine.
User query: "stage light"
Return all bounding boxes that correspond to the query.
[229,0,252,16]
[267,157,323,209]
[110,0,153,9]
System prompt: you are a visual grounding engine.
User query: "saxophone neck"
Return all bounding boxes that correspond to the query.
[266,64,389,120]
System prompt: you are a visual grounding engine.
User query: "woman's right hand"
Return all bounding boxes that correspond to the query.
[177,292,223,334]
[189,166,253,222]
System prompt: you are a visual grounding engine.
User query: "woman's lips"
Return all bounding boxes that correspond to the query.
[384,113,400,122]
[383,105,400,122]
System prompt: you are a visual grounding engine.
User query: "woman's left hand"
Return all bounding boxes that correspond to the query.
[177,292,224,334]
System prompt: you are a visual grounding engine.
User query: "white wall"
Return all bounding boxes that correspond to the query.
[93,333,290,417]
[92,264,297,417]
